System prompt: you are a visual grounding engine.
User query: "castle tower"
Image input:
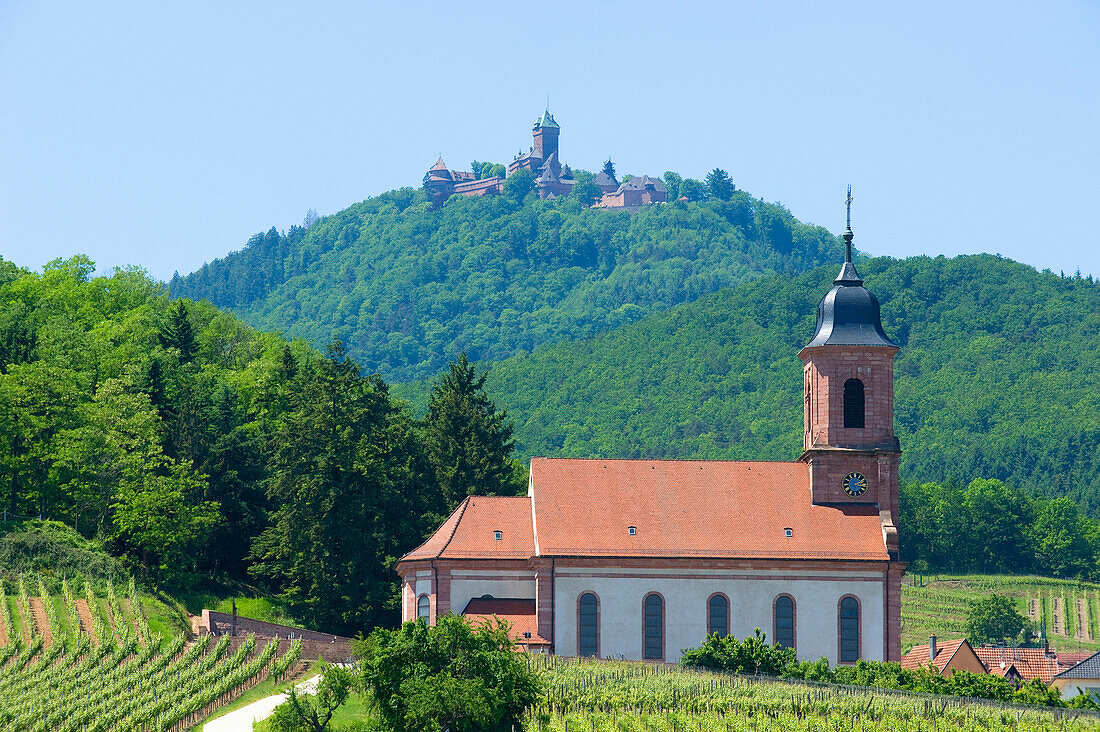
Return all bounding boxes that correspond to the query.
[532,107,560,163]
[426,156,455,208]
[798,189,901,552]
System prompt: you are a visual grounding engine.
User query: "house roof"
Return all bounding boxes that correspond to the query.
[974,647,1066,684]
[529,458,888,560]
[400,459,890,564]
[400,496,534,561]
[1054,650,1100,680]
[462,598,550,646]
[901,639,972,675]
[430,156,449,171]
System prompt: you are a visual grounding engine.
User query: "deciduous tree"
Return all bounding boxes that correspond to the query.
[358,614,541,732]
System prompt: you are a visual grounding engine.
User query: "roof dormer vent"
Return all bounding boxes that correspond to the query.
[628,526,637,536]
[493,530,502,541]
[784,528,793,538]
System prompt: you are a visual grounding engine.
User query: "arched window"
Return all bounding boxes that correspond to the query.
[707,594,729,637]
[774,595,795,649]
[839,596,860,663]
[843,378,865,428]
[643,593,665,660]
[578,593,599,657]
[416,594,430,622]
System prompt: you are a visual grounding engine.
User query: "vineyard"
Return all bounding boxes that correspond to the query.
[902,575,1100,652]
[0,575,304,731]
[520,657,1100,731]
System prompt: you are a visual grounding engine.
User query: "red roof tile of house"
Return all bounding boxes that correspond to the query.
[462,598,550,646]
[973,647,1067,685]
[401,496,534,561]
[1056,652,1093,668]
[529,458,888,560]
[901,639,970,674]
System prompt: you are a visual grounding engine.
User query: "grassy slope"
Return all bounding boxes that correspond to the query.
[902,574,1100,653]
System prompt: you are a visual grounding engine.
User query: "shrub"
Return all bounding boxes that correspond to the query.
[356,614,541,732]
[679,628,796,676]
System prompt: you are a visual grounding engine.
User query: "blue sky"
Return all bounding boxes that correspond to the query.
[1,1,1097,281]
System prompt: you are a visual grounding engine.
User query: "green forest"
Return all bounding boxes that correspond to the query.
[0,256,522,636]
[169,185,841,382]
[6,182,1100,636]
[390,254,1100,514]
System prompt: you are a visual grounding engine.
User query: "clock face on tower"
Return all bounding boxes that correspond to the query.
[843,471,868,497]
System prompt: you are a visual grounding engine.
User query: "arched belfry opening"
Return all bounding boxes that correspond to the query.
[843,378,865,428]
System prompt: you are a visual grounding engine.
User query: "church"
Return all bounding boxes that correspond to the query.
[396,202,905,663]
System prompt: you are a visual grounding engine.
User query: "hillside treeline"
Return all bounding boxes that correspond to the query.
[0,256,521,635]
[901,478,1100,578]
[399,254,1100,513]
[169,185,842,382]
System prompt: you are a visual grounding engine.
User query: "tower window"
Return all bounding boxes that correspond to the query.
[494,530,502,541]
[843,378,865,428]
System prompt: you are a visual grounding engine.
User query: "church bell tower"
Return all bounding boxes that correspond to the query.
[799,189,900,558]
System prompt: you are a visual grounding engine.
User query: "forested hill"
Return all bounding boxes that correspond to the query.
[170,186,844,382]
[398,254,1100,514]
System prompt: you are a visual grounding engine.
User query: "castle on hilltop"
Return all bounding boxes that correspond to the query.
[426,108,667,210]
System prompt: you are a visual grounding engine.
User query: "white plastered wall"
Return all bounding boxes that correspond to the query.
[449,570,536,616]
[553,567,885,664]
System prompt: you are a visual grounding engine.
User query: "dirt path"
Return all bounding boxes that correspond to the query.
[29,597,53,647]
[75,599,99,644]
[203,674,321,732]
[1078,598,1095,641]
[0,608,8,646]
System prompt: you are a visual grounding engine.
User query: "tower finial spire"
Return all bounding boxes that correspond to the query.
[843,185,853,263]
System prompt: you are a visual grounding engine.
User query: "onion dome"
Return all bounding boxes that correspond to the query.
[804,189,898,349]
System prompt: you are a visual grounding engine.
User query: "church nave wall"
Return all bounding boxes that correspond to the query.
[553,569,886,665]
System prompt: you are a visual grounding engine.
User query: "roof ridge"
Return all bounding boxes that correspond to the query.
[530,457,805,465]
[437,496,472,558]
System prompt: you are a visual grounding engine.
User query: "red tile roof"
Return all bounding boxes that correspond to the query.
[529,458,888,560]
[973,647,1068,685]
[400,459,889,564]
[461,598,550,646]
[901,639,970,674]
[401,496,534,561]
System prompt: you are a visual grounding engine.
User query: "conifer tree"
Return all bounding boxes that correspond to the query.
[158,300,197,362]
[425,354,523,509]
[704,168,735,201]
